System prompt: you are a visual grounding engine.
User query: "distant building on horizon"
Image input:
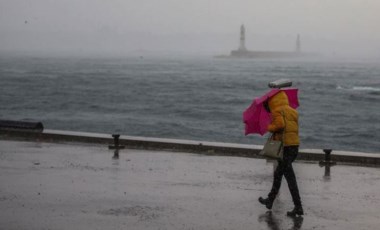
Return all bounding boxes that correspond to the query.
[216,25,315,59]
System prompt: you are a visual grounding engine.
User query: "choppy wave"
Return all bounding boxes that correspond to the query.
[352,86,380,91]
[337,85,380,92]
[1,56,379,153]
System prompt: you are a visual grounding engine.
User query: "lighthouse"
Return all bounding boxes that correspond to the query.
[238,24,247,51]
[224,25,314,59]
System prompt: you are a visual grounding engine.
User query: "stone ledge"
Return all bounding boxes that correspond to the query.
[1,129,379,166]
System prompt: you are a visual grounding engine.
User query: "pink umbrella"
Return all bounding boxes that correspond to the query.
[243,88,299,136]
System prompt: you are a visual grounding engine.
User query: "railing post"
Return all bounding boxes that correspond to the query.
[319,149,336,166]
[319,149,336,181]
[109,134,125,150]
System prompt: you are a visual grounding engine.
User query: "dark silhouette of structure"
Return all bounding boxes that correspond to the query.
[217,25,315,59]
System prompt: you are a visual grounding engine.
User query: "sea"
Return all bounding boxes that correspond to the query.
[1,55,379,153]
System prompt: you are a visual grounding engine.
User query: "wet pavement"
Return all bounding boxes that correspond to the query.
[0,140,379,230]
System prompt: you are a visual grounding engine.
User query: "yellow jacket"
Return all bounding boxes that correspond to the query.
[267,91,300,146]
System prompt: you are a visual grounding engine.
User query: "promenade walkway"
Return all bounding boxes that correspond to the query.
[1,140,379,230]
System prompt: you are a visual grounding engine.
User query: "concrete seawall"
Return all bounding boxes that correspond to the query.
[1,129,379,167]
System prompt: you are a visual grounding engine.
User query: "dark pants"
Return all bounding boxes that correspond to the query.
[268,146,302,207]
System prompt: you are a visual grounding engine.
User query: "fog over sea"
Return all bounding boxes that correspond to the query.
[1,56,379,153]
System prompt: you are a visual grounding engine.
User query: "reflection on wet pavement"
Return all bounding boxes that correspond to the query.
[112,149,119,160]
[259,211,304,230]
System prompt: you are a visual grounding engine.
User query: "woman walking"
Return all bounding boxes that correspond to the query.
[258,91,303,216]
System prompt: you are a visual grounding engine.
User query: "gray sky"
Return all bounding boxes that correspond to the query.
[1,0,380,57]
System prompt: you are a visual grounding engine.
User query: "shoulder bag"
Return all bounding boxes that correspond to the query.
[259,111,286,160]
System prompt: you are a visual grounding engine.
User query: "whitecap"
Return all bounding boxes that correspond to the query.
[352,86,380,92]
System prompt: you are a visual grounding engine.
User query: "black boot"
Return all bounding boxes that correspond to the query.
[287,206,304,216]
[258,197,274,210]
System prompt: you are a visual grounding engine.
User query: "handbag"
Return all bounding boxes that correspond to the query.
[259,111,286,160]
[259,134,284,160]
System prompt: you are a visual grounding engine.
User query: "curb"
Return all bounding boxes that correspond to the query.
[1,129,379,167]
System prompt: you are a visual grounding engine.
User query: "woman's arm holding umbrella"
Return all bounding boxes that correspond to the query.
[268,110,285,133]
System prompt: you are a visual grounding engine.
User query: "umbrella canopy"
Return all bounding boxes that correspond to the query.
[243,88,299,136]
